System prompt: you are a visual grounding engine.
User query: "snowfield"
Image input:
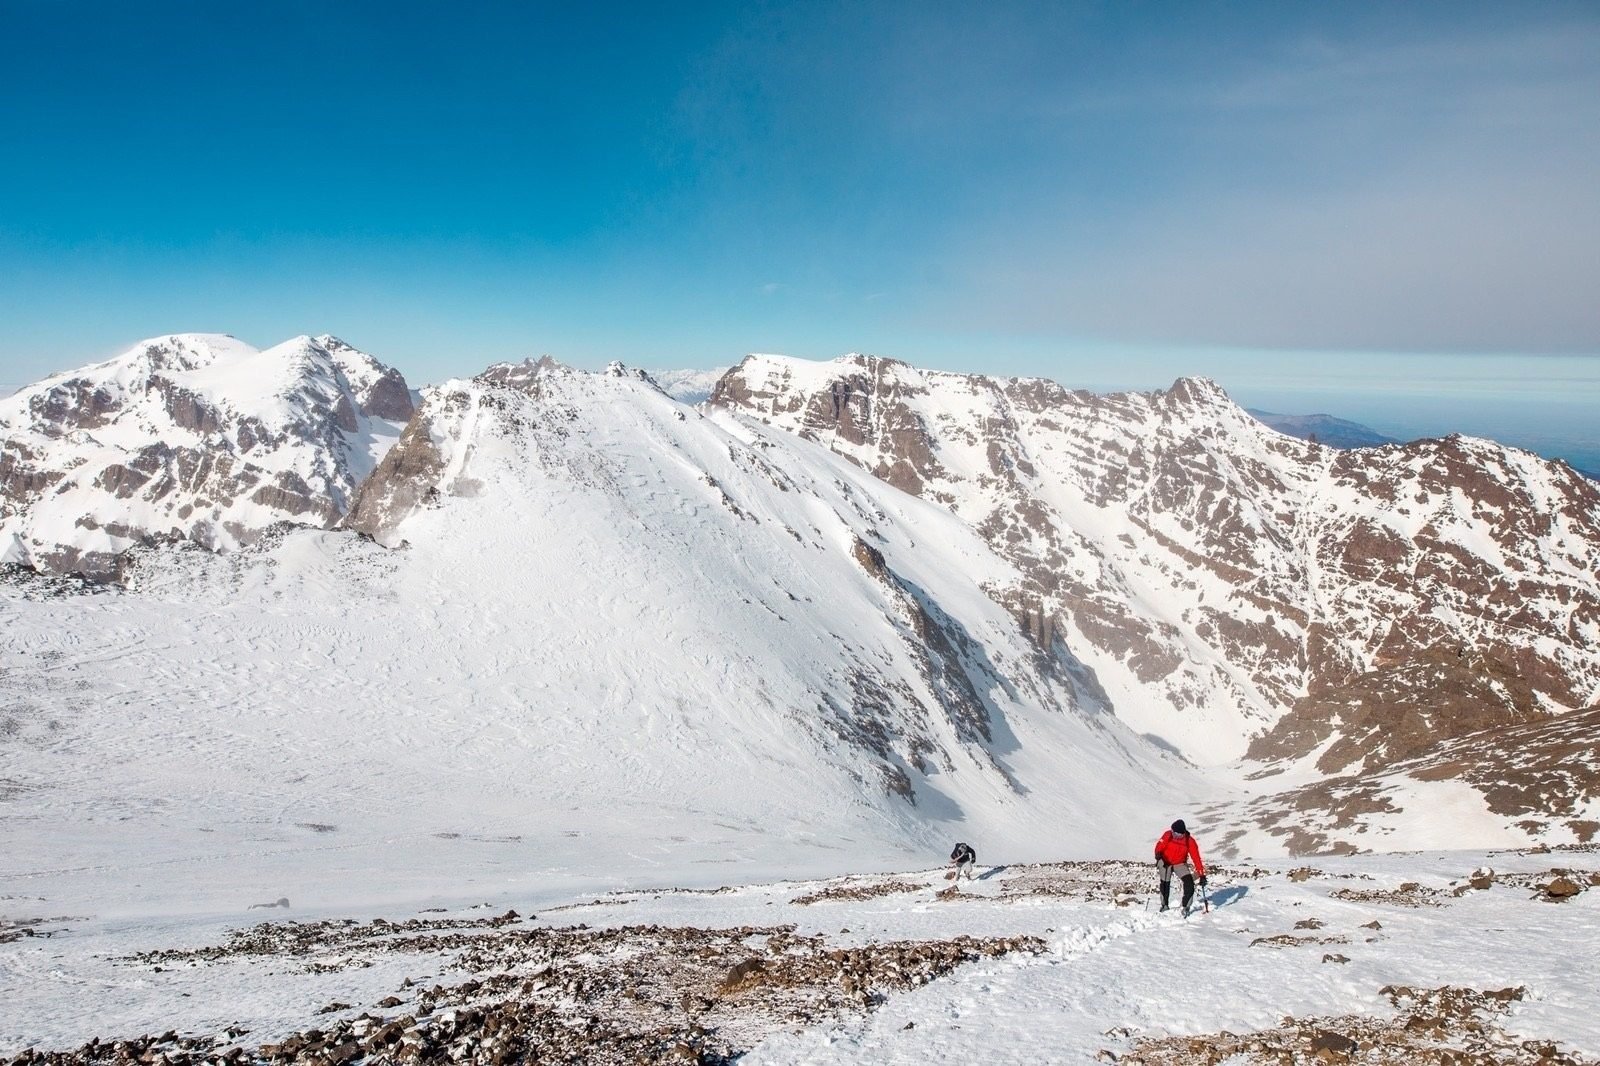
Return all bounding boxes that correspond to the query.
[3,848,1597,1062]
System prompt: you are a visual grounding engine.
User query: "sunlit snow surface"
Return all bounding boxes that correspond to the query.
[2,850,1597,1061]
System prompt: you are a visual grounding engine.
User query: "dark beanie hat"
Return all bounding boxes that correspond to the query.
[1172,819,1187,834]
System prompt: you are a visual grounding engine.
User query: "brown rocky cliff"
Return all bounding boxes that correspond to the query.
[710,356,1600,771]
[343,412,448,543]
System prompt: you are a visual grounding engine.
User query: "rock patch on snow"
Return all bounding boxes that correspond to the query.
[62,913,1041,1066]
[1118,985,1592,1066]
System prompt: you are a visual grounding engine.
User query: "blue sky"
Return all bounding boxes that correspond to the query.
[2,2,1597,465]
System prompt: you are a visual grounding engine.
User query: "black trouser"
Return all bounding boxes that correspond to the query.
[1159,863,1195,910]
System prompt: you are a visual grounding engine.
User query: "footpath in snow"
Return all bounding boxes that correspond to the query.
[3,848,1598,1064]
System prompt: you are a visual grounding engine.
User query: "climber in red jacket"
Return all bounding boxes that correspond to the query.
[1154,819,1207,914]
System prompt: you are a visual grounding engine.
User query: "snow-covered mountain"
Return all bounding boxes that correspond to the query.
[0,351,1211,933]
[708,354,1600,788]
[337,356,1195,856]
[648,366,731,404]
[0,333,413,578]
[9,340,1600,1064]
[4,341,1599,867]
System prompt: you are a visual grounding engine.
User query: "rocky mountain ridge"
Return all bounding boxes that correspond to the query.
[0,333,413,578]
[707,353,1600,777]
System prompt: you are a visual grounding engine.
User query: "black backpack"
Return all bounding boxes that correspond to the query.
[951,842,975,863]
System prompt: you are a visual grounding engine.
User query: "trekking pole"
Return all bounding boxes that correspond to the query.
[1201,880,1211,914]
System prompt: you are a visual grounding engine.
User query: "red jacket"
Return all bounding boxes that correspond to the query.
[1154,830,1204,876]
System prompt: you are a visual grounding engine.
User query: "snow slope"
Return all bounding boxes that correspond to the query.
[3,346,1599,1060]
[746,850,1600,1064]
[0,359,1202,932]
[2,345,1595,919]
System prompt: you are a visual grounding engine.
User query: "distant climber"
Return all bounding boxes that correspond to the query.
[949,841,977,881]
[1154,819,1206,914]
[248,896,290,910]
